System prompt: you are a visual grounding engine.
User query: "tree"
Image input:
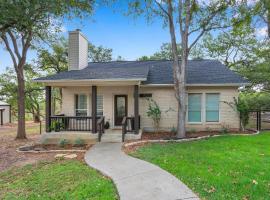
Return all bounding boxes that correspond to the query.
[129,0,232,138]
[0,65,44,122]
[88,43,113,62]
[36,37,68,74]
[137,42,203,61]
[0,0,93,139]
[138,43,181,60]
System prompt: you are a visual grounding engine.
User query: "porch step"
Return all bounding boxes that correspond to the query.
[100,130,142,143]
[100,133,122,143]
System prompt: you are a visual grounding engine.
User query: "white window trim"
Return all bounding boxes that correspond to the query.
[187,92,221,124]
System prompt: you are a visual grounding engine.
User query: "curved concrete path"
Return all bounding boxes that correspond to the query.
[85,143,199,200]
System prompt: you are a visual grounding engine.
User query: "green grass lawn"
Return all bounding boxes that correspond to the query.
[130,132,270,200]
[0,160,118,200]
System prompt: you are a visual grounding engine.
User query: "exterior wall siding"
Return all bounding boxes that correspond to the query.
[61,86,240,131]
[0,105,11,124]
[68,31,88,71]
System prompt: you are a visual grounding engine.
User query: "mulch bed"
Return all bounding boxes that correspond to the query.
[22,144,92,151]
[124,130,257,154]
[0,133,87,172]
[142,130,255,140]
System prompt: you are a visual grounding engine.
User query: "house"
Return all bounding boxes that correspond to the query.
[0,101,11,125]
[35,30,248,143]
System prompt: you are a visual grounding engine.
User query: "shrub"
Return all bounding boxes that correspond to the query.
[190,128,197,133]
[220,124,229,134]
[170,126,176,134]
[146,98,161,134]
[58,138,69,148]
[74,138,85,147]
[205,127,212,132]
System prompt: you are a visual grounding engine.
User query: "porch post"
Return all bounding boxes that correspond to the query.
[45,86,51,132]
[92,85,97,133]
[134,85,139,134]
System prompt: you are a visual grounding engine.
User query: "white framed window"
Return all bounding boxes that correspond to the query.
[75,94,87,116]
[188,93,202,122]
[97,95,103,116]
[205,93,220,122]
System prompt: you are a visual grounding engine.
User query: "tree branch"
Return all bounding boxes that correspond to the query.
[0,34,18,69]
[8,30,22,60]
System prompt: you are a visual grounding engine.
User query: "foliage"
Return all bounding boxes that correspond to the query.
[138,43,182,60]
[74,138,85,147]
[131,132,270,200]
[0,160,118,199]
[0,65,44,122]
[198,1,270,90]
[146,98,161,133]
[36,37,68,74]
[137,42,204,61]
[220,124,229,134]
[88,43,113,62]
[58,138,69,148]
[0,0,94,139]
[241,92,270,111]
[223,96,249,131]
[128,0,234,138]
[170,126,176,134]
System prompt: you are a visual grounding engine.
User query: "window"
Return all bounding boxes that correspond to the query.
[97,95,103,116]
[188,94,202,122]
[75,94,87,116]
[206,93,219,122]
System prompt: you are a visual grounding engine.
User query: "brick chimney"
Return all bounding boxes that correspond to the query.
[68,29,88,70]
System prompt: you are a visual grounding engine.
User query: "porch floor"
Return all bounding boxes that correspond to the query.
[39,129,142,144]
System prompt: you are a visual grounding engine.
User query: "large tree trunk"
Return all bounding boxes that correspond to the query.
[16,68,26,139]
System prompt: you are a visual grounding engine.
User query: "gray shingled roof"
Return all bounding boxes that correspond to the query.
[35,60,248,85]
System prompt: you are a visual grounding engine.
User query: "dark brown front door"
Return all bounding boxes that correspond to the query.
[114,95,127,126]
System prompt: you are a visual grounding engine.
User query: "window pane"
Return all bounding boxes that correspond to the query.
[188,94,201,122]
[206,94,219,122]
[75,94,87,116]
[97,95,103,116]
[188,111,201,122]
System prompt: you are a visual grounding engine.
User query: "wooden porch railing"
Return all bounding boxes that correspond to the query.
[122,116,140,142]
[50,116,93,132]
[97,116,105,142]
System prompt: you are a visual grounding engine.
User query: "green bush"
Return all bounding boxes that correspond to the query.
[220,124,229,134]
[170,126,176,134]
[58,138,69,147]
[146,98,161,133]
[73,138,85,147]
[205,127,212,132]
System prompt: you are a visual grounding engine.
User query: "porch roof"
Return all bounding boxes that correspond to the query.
[35,60,249,86]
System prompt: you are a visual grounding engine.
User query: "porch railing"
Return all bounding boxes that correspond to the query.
[50,116,93,132]
[97,116,105,142]
[122,116,140,142]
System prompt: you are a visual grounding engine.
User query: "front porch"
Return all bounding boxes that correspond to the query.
[44,84,141,142]
[40,129,142,144]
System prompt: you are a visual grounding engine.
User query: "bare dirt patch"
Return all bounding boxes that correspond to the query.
[0,122,85,172]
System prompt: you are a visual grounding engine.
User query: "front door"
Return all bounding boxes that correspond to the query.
[114,95,127,126]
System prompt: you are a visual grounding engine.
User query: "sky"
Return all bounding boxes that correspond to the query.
[0,2,267,74]
[0,5,173,73]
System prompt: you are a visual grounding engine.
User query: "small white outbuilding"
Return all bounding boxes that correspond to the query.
[0,101,11,125]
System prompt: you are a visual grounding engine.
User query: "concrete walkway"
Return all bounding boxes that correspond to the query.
[85,143,199,200]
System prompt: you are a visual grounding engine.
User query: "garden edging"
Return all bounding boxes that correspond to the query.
[123,131,260,148]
